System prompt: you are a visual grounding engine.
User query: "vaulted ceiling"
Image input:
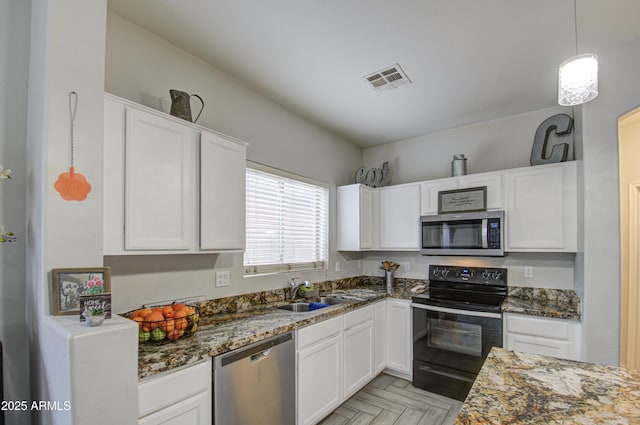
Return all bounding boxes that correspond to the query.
[108,0,640,147]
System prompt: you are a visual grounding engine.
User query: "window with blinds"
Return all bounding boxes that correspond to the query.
[244,166,329,275]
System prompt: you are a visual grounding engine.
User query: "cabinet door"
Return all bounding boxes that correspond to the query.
[343,307,375,398]
[297,334,343,425]
[199,131,246,251]
[420,178,458,215]
[385,299,412,378]
[139,390,211,425]
[505,333,573,360]
[379,184,420,250]
[124,107,198,251]
[458,171,504,210]
[503,313,581,361]
[504,162,577,251]
[374,301,387,374]
[337,184,374,251]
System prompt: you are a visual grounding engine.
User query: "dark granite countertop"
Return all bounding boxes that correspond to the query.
[503,287,582,321]
[137,286,402,380]
[135,279,581,380]
[456,348,640,424]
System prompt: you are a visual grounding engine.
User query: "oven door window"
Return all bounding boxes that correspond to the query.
[413,308,502,374]
[429,318,481,357]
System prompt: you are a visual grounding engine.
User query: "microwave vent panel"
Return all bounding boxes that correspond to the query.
[363,63,412,92]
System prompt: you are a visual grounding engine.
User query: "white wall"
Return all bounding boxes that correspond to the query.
[362,107,578,289]
[27,1,138,424]
[362,105,571,185]
[580,37,640,366]
[104,12,363,312]
[0,1,30,424]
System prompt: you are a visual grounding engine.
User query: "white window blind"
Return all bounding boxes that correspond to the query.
[244,167,328,275]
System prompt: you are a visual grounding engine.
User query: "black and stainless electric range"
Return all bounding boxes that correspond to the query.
[411,265,507,401]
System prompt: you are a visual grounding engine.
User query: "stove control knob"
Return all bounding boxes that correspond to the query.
[491,271,503,280]
[481,271,490,279]
[432,269,440,277]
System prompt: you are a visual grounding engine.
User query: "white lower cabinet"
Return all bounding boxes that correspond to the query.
[138,360,211,425]
[297,316,344,425]
[384,298,412,379]
[373,300,387,374]
[343,305,375,399]
[503,313,581,361]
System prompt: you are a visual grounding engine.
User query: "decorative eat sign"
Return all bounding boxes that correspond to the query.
[354,161,391,188]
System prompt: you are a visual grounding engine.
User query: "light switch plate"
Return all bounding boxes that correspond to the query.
[216,271,231,287]
[335,261,341,272]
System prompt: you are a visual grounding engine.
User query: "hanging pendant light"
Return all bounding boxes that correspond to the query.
[558,0,598,106]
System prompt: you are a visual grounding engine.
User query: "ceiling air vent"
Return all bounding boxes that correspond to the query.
[363,63,412,92]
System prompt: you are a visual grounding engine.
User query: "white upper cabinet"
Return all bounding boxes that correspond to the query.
[504,161,577,252]
[124,107,199,251]
[336,184,375,251]
[420,178,459,215]
[199,131,246,251]
[420,171,503,215]
[378,183,420,250]
[457,171,504,211]
[104,94,247,255]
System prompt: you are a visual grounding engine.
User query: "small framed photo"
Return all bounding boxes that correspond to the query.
[79,293,112,322]
[51,267,111,316]
[438,186,487,214]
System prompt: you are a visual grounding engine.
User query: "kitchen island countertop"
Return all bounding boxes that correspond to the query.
[456,347,640,425]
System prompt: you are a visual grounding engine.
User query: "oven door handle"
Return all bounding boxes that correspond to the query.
[411,303,502,319]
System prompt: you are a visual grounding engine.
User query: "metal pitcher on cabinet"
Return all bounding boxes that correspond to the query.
[169,89,204,124]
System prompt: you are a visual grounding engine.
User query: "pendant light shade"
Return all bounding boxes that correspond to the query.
[558,53,599,106]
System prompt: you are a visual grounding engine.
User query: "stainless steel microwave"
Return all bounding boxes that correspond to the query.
[420,210,504,256]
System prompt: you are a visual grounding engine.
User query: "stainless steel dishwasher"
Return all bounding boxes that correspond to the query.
[213,332,295,425]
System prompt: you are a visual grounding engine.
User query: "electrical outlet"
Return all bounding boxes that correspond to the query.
[215,271,231,287]
[335,261,341,272]
[357,260,362,269]
[403,262,411,271]
[524,266,534,279]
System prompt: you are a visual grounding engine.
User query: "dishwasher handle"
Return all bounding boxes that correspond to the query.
[216,332,293,368]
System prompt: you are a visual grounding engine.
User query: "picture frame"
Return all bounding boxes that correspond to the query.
[51,267,111,316]
[438,186,487,214]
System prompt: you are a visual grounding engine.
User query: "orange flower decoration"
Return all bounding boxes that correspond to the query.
[54,166,92,201]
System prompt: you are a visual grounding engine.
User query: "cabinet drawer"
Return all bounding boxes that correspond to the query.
[343,305,373,330]
[138,360,211,418]
[505,314,573,340]
[297,316,342,350]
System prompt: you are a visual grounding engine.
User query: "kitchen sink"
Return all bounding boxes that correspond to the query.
[277,303,312,312]
[276,296,360,313]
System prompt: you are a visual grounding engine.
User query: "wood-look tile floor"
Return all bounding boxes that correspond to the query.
[319,374,463,425]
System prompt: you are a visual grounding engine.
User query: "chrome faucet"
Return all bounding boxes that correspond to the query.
[289,276,310,300]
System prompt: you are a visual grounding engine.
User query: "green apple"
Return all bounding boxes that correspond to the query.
[139,330,151,342]
[151,328,166,341]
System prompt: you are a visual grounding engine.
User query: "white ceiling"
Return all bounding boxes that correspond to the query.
[107,0,640,147]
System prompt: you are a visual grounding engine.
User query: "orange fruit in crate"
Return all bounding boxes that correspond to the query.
[132,317,144,329]
[172,303,186,312]
[139,308,153,319]
[142,325,150,333]
[162,306,173,317]
[164,310,175,319]
[160,319,175,333]
[174,310,188,319]
[145,312,164,330]
[175,318,188,330]
[130,309,142,319]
